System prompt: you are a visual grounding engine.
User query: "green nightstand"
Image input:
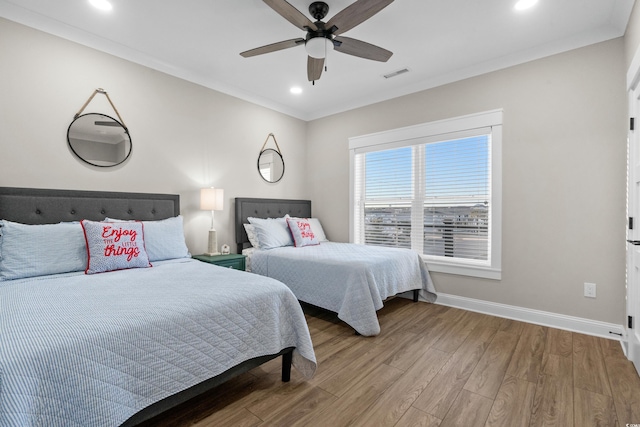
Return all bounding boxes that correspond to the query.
[193,253,246,271]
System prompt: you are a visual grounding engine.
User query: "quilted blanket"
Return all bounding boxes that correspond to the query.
[0,259,316,426]
[250,242,437,336]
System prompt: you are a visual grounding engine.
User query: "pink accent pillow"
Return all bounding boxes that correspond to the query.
[81,220,151,274]
[286,218,319,247]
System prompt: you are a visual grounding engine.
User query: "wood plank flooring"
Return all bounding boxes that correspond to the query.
[140,299,640,427]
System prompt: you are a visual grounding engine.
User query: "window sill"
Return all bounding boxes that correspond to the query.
[422,257,501,280]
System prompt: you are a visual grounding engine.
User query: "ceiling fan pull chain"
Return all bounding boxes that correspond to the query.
[325,40,328,72]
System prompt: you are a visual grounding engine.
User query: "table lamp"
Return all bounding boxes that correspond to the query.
[200,187,224,256]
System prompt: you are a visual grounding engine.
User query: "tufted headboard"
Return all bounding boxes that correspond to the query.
[235,197,311,253]
[0,187,180,225]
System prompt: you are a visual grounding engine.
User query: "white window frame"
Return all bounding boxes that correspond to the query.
[349,110,502,280]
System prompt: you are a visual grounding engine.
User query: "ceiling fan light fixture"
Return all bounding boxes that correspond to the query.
[305,37,333,59]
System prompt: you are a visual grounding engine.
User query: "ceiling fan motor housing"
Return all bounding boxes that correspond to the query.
[309,2,329,21]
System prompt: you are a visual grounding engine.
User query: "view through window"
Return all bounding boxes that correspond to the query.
[350,110,502,278]
[359,135,490,261]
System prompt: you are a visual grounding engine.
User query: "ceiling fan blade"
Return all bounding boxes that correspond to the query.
[307,56,324,81]
[326,0,394,36]
[334,36,392,62]
[263,0,318,31]
[240,38,305,58]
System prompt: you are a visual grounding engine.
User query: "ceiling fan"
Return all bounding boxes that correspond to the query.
[240,0,394,83]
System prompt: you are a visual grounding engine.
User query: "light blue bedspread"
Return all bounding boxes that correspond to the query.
[250,242,437,336]
[0,259,316,426]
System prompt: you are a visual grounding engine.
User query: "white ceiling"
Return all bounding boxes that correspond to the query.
[0,0,635,121]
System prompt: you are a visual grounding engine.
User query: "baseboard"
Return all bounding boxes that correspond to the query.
[435,293,625,341]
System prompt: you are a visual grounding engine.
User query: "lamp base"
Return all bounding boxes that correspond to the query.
[207,228,219,257]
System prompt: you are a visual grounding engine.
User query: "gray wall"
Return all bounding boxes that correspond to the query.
[0,18,308,254]
[307,38,629,325]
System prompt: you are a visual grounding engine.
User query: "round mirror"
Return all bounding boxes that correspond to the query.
[257,148,285,183]
[67,113,132,167]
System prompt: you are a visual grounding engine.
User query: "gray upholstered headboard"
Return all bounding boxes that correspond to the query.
[0,187,180,225]
[235,197,311,253]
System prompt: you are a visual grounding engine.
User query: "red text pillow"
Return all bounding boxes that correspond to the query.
[286,218,319,247]
[81,220,151,274]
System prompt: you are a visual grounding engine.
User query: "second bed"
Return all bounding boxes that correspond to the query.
[235,197,437,336]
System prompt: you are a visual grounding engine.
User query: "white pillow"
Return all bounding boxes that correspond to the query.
[308,218,328,242]
[243,223,261,248]
[105,216,190,262]
[0,220,87,280]
[247,215,293,249]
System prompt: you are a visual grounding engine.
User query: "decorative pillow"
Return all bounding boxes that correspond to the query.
[243,223,261,248]
[0,220,87,281]
[247,215,293,249]
[81,220,151,274]
[105,216,190,262]
[287,217,319,247]
[308,218,328,242]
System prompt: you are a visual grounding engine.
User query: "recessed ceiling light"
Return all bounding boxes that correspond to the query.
[89,0,113,12]
[514,0,538,11]
[290,87,303,95]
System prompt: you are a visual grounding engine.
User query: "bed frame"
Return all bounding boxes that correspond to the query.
[0,187,294,426]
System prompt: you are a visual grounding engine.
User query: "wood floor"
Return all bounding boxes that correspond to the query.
[142,298,640,427]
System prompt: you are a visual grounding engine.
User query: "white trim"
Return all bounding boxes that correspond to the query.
[627,41,640,374]
[348,110,503,150]
[425,261,502,280]
[349,109,503,279]
[351,127,493,155]
[489,124,502,277]
[435,292,625,341]
[627,40,640,90]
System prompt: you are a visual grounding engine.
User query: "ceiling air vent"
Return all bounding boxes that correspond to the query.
[383,68,410,79]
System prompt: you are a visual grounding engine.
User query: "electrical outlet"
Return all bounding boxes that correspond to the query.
[584,282,596,298]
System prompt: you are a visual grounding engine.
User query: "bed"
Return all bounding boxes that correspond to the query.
[0,187,316,427]
[235,197,437,336]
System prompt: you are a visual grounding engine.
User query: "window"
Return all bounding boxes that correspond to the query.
[350,110,502,279]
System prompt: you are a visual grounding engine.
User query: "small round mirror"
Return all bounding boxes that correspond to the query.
[67,113,132,167]
[257,148,285,183]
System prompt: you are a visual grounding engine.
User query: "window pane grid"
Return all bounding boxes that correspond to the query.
[356,134,491,263]
[423,199,489,261]
[363,205,412,249]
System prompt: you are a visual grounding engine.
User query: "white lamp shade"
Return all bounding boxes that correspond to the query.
[305,37,333,59]
[200,188,224,211]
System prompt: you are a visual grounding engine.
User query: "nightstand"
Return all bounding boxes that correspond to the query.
[193,253,246,271]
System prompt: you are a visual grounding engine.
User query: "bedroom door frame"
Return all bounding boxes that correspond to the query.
[627,48,640,376]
